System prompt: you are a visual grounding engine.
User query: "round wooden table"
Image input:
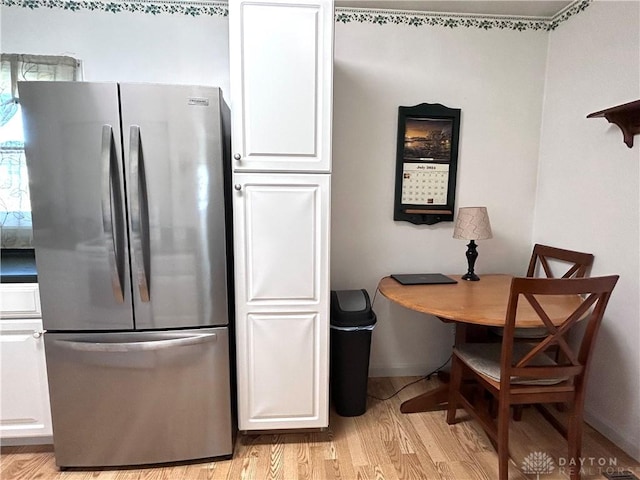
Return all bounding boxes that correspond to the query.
[378,274,583,327]
[377,274,583,413]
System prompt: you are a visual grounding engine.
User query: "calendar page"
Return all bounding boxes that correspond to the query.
[401,163,449,206]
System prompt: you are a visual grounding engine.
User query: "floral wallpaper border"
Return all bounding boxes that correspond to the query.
[0,0,229,16]
[0,0,591,31]
[337,0,591,31]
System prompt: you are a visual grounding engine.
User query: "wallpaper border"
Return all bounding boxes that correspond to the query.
[0,0,591,31]
[336,0,592,31]
[0,0,229,16]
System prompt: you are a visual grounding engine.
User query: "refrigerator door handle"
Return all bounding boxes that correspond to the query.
[101,125,125,303]
[55,333,218,352]
[129,125,151,302]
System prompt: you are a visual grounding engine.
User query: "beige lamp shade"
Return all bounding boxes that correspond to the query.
[453,207,493,241]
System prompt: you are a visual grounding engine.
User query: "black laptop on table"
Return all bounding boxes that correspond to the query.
[390,273,457,285]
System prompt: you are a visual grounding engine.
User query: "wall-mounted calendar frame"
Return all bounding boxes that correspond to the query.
[394,103,461,225]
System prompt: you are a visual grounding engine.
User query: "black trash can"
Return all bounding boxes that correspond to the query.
[330,289,377,417]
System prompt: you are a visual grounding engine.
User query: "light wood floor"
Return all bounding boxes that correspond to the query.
[2,377,638,480]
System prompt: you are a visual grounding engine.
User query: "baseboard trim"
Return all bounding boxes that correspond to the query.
[369,364,437,378]
[1,435,53,447]
[584,409,640,462]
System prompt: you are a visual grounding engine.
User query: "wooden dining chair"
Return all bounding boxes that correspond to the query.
[527,243,594,279]
[508,244,596,420]
[446,275,619,480]
[492,244,595,349]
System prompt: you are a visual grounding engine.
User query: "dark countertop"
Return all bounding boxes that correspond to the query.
[1,249,38,283]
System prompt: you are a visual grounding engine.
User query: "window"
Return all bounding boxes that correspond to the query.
[0,54,81,248]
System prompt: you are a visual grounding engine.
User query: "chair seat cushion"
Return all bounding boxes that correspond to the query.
[455,343,568,385]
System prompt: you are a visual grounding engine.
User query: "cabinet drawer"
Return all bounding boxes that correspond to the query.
[0,284,41,318]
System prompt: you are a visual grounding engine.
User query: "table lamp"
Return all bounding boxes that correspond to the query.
[452,206,493,281]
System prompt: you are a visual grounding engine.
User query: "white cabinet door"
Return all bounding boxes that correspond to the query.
[233,173,330,430]
[229,0,333,173]
[0,318,52,440]
[0,283,41,319]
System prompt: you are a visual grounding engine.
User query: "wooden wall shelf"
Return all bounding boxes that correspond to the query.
[587,99,640,148]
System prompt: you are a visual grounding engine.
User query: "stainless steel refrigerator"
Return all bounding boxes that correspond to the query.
[19,82,234,467]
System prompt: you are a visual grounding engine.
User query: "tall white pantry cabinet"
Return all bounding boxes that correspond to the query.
[229,0,333,431]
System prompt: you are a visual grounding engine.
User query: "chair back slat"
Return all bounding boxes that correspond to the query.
[562,264,583,278]
[527,244,594,279]
[501,275,618,388]
[518,291,600,367]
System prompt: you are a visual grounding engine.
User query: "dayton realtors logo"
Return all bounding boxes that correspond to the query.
[521,452,555,479]
[522,452,637,478]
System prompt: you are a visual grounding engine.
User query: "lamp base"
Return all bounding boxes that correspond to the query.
[462,240,481,281]
[461,272,480,281]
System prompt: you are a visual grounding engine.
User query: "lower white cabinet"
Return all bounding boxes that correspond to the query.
[233,173,330,431]
[0,283,53,442]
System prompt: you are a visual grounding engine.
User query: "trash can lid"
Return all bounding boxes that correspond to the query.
[330,289,376,327]
[335,290,368,311]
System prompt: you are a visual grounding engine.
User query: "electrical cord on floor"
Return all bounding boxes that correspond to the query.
[367,285,452,401]
[367,354,452,402]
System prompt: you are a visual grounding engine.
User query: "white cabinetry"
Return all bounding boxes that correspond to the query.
[233,174,330,430]
[230,0,333,431]
[0,283,53,443]
[229,0,333,173]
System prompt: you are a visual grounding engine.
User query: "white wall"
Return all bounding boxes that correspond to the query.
[332,21,549,376]
[535,0,640,460]
[1,7,230,100]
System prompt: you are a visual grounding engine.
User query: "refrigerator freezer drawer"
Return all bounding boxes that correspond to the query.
[44,327,233,467]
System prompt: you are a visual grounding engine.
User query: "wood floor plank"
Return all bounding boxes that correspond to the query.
[253,435,274,480]
[369,392,433,479]
[295,435,313,480]
[356,463,390,480]
[279,434,299,480]
[408,412,455,464]
[327,411,357,480]
[2,377,639,480]
[371,379,441,479]
[340,414,369,469]
[354,408,390,467]
[0,444,56,480]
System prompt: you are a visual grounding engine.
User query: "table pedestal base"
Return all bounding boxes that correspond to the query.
[400,370,451,413]
[400,384,450,413]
